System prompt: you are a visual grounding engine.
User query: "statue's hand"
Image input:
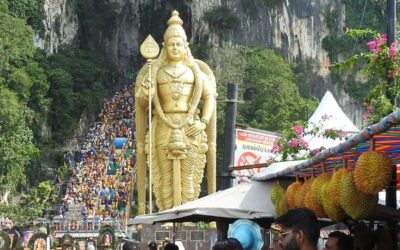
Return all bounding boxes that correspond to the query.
[142,78,153,89]
[139,78,155,98]
[186,120,206,137]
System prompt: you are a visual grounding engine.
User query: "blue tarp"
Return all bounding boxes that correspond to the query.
[114,137,127,149]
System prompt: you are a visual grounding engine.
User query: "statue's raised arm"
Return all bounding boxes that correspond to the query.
[134,10,217,214]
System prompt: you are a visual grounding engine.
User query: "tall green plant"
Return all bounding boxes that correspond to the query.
[239,47,317,132]
[0,87,38,198]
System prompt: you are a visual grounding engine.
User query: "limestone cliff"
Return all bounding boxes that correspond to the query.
[35,0,79,53]
[37,0,364,126]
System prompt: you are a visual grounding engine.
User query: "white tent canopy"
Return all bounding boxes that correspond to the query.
[129,181,276,225]
[304,90,359,150]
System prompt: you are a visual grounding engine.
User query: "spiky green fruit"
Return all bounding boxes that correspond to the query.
[294,177,314,208]
[310,173,331,203]
[339,171,377,220]
[321,182,346,222]
[286,181,302,209]
[270,185,285,206]
[328,168,347,206]
[354,150,393,194]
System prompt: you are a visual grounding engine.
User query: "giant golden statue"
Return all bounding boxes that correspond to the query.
[135,10,217,214]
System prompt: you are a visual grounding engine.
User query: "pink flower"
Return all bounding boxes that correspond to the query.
[310,148,320,156]
[371,46,382,54]
[367,105,374,114]
[389,42,398,59]
[367,37,384,54]
[298,138,309,148]
[389,47,396,59]
[367,40,378,52]
[288,139,298,148]
[271,144,282,153]
[339,131,348,137]
[292,124,304,135]
[379,34,388,44]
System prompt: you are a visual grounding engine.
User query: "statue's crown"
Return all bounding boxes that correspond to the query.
[164,10,187,42]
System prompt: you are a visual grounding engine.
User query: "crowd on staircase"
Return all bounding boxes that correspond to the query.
[61,85,136,222]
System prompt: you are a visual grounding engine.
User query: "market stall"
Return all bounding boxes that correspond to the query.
[253,109,400,249]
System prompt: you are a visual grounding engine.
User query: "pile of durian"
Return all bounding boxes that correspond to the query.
[270,150,393,221]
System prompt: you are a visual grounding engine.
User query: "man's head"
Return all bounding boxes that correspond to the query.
[148,241,157,250]
[275,208,320,250]
[212,238,243,250]
[323,231,353,250]
[164,243,179,250]
[122,242,139,250]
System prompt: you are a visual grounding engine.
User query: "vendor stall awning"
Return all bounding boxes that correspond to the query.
[128,181,276,225]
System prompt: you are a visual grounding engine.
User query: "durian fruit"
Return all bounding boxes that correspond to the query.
[270,182,285,205]
[304,189,327,218]
[354,150,393,194]
[309,172,331,203]
[327,168,347,206]
[294,177,314,208]
[275,194,289,217]
[321,182,346,222]
[286,180,302,209]
[339,171,377,220]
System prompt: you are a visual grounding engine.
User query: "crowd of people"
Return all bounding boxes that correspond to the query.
[119,208,355,250]
[210,208,353,250]
[61,85,136,222]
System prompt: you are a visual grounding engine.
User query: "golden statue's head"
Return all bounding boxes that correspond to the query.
[164,10,187,43]
[162,10,190,62]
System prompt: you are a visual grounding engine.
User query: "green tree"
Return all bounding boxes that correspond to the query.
[6,0,44,32]
[0,10,35,83]
[40,46,113,142]
[26,62,50,114]
[0,6,49,115]
[0,180,52,224]
[47,68,76,142]
[0,86,38,201]
[0,0,8,13]
[7,68,33,102]
[26,180,52,218]
[239,47,317,131]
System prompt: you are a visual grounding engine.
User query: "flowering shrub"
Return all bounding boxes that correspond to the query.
[337,31,399,125]
[272,116,348,161]
[366,34,400,78]
[363,33,400,124]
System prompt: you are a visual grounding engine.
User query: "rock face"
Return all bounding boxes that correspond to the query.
[35,0,79,54]
[38,0,339,71]
[38,0,364,126]
[78,0,220,71]
[227,1,344,67]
